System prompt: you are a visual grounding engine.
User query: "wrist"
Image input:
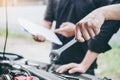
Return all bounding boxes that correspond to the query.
[80,62,90,71]
[80,50,99,71]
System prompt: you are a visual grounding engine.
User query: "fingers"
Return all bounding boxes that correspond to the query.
[75,20,99,42]
[54,28,68,37]
[75,23,85,42]
[81,22,91,40]
[54,22,75,37]
[54,22,67,36]
[85,21,95,38]
[56,63,87,74]
[69,67,85,74]
[33,35,46,42]
[76,21,91,42]
[56,63,77,73]
[54,28,64,34]
[92,19,101,35]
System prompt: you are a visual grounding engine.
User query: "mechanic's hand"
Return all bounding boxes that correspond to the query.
[75,11,105,42]
[56,63,88,74]
[33,35,46,42]
[54,22,75,37]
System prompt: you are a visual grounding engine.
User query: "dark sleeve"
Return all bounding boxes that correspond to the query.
[88,20,120,53]
[112,0,120,4]
[44,0,55,22]
[93,0,120,8]
[93,0,112,8]
[88,0,120,53]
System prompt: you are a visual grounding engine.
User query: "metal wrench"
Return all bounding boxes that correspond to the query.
[50,38,77,63]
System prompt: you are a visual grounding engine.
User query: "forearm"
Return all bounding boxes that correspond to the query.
[80,50,99,70]
[95,4,120,20]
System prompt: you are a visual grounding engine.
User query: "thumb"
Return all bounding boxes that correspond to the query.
[54,27,65,33]
[54,28,68,37]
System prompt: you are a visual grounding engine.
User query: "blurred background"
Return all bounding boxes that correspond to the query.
[0,0,120,80]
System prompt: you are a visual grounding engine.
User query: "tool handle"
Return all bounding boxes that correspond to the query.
[58,38,77,54]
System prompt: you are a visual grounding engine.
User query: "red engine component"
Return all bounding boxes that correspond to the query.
[14,76,33,80]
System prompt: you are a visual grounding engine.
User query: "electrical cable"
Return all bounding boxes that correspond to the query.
[3,0,9,59]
